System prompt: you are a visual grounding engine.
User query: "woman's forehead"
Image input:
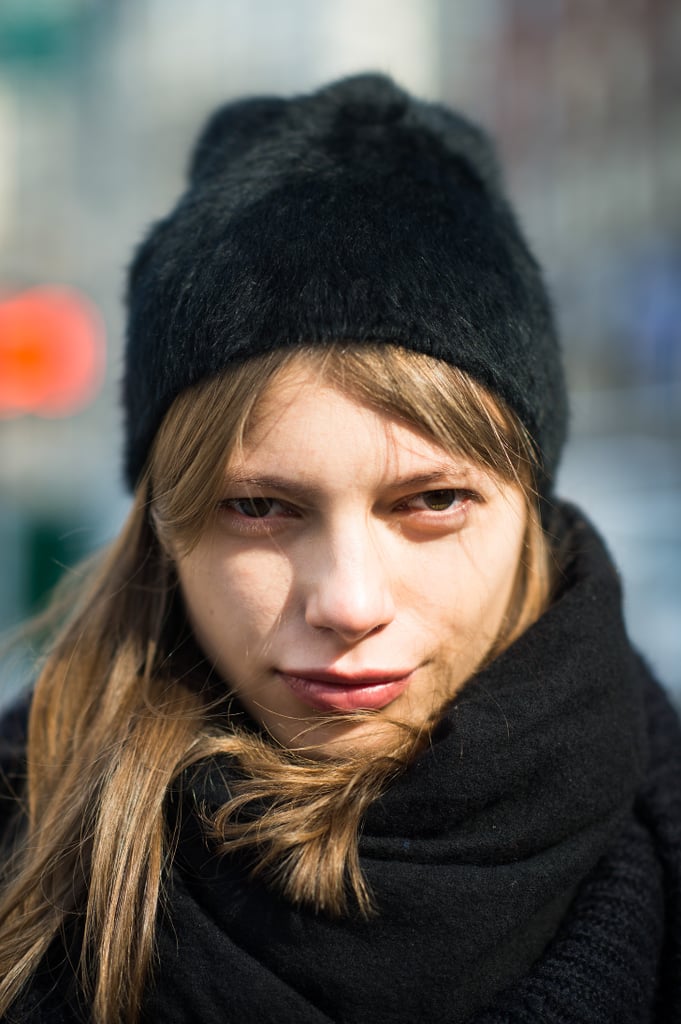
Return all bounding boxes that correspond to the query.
[236,360,420,453]
[227,369,496,493]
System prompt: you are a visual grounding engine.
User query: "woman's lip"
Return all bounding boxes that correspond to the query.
[277,670,414,712]
[280,668,414,685]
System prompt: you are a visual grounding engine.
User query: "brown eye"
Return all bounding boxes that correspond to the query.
[421,490,459,511]
[231,497,277,518]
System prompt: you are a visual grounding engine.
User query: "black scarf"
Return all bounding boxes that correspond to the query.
[5,507,681,1022]
[138,506,680,1023]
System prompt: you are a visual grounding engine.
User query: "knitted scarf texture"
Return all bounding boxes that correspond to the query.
[3,506,680,1022]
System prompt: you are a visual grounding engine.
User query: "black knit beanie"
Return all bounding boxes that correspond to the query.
[123,73,567,492]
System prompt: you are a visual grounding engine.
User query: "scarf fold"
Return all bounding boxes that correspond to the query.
[142,506,677,1023]
[474,666,681,1024]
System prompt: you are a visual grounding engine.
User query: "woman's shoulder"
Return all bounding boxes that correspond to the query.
[637,659,681,789]
[637,661,681,856]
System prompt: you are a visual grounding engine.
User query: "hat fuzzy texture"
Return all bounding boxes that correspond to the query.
[124,73,566,490]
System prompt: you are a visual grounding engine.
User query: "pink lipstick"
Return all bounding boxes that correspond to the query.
[277,669,413,712]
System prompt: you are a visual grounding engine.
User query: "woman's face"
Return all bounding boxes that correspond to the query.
[175,365,527,757]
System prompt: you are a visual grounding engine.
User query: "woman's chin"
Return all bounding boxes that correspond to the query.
[264,707,432,761]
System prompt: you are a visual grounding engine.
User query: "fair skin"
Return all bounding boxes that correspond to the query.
[176,366,527,757]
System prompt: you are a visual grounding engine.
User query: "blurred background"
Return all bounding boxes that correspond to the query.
[1,0,679,702]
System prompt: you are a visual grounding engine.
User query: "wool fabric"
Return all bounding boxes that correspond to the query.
[4,506,680,1022]
[123,74,566,492]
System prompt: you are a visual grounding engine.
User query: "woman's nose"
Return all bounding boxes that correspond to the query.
[304,524,396,642]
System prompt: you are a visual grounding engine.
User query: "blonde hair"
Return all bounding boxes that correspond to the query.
[0,344,555,1024]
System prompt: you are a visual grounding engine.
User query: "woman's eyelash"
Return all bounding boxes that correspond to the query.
[414,489,461,511]
[220,497,288,518]
[398,489,477,512]
[218,488,478,523]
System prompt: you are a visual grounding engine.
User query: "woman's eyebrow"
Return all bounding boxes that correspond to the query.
[222,465,479,497]
[222,473,324,499]
[383,469,476,490]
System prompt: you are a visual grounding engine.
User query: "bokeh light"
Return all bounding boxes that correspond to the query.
[0,286,105,418]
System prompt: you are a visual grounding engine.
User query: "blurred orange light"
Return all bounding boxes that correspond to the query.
[0,286,105,417]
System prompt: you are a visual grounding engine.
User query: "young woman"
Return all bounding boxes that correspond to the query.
[1,74,679,1024]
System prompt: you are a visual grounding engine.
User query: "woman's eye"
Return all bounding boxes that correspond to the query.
[224,497,282,518]
[410,489,466,512]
